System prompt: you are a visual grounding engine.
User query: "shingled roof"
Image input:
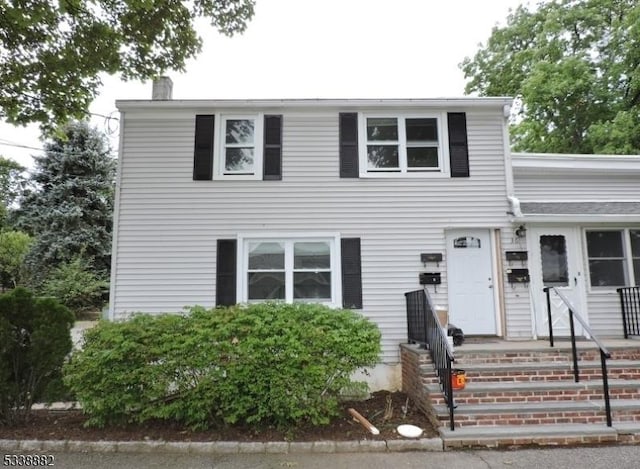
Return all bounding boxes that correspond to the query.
[520,202,640,215]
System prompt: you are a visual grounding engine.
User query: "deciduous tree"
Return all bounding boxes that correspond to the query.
[0,156,25,228]
[0,0,255,131]
[0,230,31,290]
[461,0,640,154]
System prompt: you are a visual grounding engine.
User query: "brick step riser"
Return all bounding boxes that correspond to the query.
[420,368,640,383]
[430,388,640,406]
[420,375,640,389]
[448,370,640,382]
[436,410,640,427]
[455,351,640,363]
[454,356,570,365]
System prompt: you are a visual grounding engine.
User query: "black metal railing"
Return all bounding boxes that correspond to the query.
[617,287,640,338]
[405,289,456,430]
[543,286,612,427]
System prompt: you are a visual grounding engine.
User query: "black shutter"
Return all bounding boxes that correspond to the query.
[263,115,282,180]
[216,239,237,306]
[448,112,469,178]
[339,113,359,178]
[341,238,362,309]
[193,115,215,180]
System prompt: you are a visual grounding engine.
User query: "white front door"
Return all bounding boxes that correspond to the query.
[446,229,496,335]
[529,227,586,337]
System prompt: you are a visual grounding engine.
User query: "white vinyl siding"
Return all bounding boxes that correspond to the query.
[514,173,640,201]
[501,227,536,339]
[586,293,625,337]
[111,107,520,362]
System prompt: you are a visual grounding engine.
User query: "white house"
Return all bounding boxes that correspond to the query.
[109,78,639,389]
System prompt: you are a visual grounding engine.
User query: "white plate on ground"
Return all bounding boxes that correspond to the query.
[397,424,423,438]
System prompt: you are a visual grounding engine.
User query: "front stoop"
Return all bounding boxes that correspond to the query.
[404,342,640,449]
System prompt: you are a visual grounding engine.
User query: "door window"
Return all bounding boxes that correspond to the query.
[540,235,569,287]
[453,236,481,248]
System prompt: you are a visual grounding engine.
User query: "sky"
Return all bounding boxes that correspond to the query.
[0,0,525,169]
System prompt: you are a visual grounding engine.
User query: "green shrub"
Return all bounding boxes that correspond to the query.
[0,230,32,290]
[0,288,74,425]
[64,303,381,429]
[40,257,108,316]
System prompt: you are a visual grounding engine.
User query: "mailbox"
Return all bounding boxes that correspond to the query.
[507,268,530,284]
[419,272,442,285]
[506,251,528,262]
[420,253,443,263]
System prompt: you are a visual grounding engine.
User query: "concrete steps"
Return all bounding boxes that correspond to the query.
[454,360,640,382]
[434,399,640,426]
[414,342,640,448]
[441,423,619,449]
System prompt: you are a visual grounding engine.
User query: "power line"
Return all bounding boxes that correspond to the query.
[0,141,118,157]
[91,112,119,121]
[0,140,43,152]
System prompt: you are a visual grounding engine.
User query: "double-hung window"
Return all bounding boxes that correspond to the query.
[215,115,264,179]
[242,236,338,304]
[247,241,286,300]
[360,114,444,175]
[585,229,640,288]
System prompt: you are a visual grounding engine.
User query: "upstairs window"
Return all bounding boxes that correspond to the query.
[216,115,263,179]
[360,114,445,175]
[194,114,282,181]
[223,118,257,175]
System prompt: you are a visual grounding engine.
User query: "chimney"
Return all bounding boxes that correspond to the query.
[152,76,173,100]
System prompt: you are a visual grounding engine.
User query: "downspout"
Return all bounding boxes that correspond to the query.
[494,229,507,337]
[507,195,523,218]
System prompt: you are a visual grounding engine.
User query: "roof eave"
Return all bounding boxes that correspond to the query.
[512,152,640,174]
[116,97,513,111]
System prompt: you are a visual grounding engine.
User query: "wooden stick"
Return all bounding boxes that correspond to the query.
[348,408,380,435]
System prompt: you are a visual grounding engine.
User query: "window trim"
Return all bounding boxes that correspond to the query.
[583,227,640,292]
[213,113,264,180]
[237,232,342,307]
[357,111,450,178]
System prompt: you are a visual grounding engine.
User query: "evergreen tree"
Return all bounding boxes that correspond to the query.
[14,121,116,280]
